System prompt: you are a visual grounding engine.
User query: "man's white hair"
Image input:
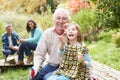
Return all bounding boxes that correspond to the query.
[5,24,12,29]
[53,8,70,20]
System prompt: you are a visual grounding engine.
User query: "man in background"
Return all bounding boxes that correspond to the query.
[1,24,20,62]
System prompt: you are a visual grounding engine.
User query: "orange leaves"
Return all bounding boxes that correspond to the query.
[67,0,89,14]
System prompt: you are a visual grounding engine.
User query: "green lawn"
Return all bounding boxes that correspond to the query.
[88,40,120,71]
[0,68,29,80]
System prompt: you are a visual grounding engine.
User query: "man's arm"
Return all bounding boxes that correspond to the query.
[1,34,9,50]
[33,30,48,72]
[13,31,21,41]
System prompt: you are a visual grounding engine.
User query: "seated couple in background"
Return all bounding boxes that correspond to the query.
[1,20,43,65]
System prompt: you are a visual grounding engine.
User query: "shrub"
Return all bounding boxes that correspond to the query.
[94,0,120,28]
[97,29,116,42]
[112,31,120,47]
[0,22,5,58]
[71,9,99,42]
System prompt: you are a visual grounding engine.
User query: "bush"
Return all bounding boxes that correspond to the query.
[0,22,4,58]
[97,29,116,42]
[94,0,120,28]
[71,9,96,32]
[112,31,120,47]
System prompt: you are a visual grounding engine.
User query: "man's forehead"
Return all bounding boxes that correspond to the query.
[56,12,68,16]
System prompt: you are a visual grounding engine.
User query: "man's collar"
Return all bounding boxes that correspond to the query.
[53,27,64,35]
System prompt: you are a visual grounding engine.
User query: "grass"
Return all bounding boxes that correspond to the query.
[0,68,29,80]
[88,40,120,71]
[88,29,120,71]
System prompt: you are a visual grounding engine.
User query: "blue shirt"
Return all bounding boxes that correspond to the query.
[25,27,43,44]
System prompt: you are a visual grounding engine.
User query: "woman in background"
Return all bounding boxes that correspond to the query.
[17,20,43,65]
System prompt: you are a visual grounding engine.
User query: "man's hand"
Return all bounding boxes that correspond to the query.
[19,38,25,43]
[29,67,38,79]
[12,46,19,50]
[9,46,19,50]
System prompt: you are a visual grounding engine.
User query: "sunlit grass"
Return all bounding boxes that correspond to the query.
[88,38,120,71]
[0,68,29,80]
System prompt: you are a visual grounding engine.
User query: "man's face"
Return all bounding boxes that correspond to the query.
[54,12,69,31]
[6,26,12,35]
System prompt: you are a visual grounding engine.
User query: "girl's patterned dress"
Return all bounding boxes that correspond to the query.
[48,43,90,80]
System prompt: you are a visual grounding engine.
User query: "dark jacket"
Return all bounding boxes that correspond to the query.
[1,31,21,51]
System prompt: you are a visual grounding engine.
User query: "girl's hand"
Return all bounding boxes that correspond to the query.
[58,35,65,51]
[58,35,65,45]
[77,54,84,62]
[89,74,99,80]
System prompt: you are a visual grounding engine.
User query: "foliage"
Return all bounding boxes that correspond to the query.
[94,0,120,28]
[0,22,4,58]
[112,30,120,47]
[0,0,46,14]
[71,9,96,32]
[0,22,4,37]
[71,9,99,42]
[67,0,89,14]
[0,0,65,14]
[46,0,62,12]
[97,29,117,42]
[0,11,29,38]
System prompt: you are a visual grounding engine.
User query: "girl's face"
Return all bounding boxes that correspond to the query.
[66,25,78,41]
[28,22,34,29]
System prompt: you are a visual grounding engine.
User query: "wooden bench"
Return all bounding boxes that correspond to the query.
[91,60,120,80]
[0,55,33,66]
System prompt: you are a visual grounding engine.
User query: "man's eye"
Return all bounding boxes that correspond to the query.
[56,17,61,20]
[62,17,67,20]
[56,17,68,20]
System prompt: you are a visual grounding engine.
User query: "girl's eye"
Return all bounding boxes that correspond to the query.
[72,28,74,30]
[67,30,70,32]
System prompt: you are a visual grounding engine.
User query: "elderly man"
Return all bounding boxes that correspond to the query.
[1,24,20,62]
[30,8,98,80]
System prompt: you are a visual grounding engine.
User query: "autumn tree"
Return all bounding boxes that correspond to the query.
[94,0,120,28]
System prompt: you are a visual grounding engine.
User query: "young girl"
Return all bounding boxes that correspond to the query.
[47,22,91,80]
